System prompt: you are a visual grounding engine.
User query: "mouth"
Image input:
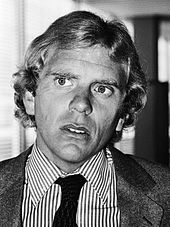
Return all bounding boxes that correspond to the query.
[61,124,90,137]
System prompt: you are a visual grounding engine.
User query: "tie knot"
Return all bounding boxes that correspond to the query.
[55,174,86,202]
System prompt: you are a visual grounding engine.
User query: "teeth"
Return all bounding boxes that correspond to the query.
[68,128,85,134]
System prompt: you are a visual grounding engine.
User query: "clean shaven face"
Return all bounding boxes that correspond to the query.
[34,46,126,172]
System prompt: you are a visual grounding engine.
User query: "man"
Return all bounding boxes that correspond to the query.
[0,10,170,227]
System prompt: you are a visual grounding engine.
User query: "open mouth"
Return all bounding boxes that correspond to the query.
[61,124,90,136]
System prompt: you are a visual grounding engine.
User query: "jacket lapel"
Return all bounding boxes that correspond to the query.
[0,147,32,226]
[109,146,163,226]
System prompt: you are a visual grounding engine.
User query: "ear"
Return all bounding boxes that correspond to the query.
[23,91,35,115]
[116,118,124,132]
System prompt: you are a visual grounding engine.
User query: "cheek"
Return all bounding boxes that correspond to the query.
[96,100,119,120]
[95,102,120,131]
[35,94,54,124]
[35,91,70,126]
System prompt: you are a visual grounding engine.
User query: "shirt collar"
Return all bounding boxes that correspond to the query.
[78,148,113,204]
[26,144,63,206]
[26,144,113,206]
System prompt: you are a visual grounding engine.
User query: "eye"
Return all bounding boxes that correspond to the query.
[54,77,72,87]
[94,84,113,97]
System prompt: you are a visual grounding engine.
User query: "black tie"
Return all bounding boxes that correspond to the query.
[52,174,87,227]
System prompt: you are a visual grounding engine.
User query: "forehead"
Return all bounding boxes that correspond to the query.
[46,46,119,71]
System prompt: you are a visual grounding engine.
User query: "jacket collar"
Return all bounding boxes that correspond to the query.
[109,145,163,226]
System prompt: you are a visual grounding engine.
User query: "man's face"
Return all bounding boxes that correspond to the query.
[34,46,126,172]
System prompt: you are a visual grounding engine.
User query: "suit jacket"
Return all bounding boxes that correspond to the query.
[0,145,170,227]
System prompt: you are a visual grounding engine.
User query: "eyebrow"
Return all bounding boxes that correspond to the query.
[45,71,79,79]
[46,71,79,79]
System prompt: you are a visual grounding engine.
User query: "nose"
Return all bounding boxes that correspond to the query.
[69,92,93,115]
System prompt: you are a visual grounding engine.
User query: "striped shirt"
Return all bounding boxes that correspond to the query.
[22,143,120,226]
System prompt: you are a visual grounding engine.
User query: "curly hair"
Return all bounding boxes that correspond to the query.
[13,10,147,141]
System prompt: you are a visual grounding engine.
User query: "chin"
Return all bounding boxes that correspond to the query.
[58,144,86,163]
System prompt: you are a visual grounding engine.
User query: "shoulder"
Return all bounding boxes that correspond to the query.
[109,145,170,192]
[0,146,32,188]
[0,146,31,171]
[131,155,170,183]
[130,155,170,196]
[110,145,170,182]
[122,152,170,204]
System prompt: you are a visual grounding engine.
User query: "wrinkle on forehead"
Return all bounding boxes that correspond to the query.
[47,46,118,71]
